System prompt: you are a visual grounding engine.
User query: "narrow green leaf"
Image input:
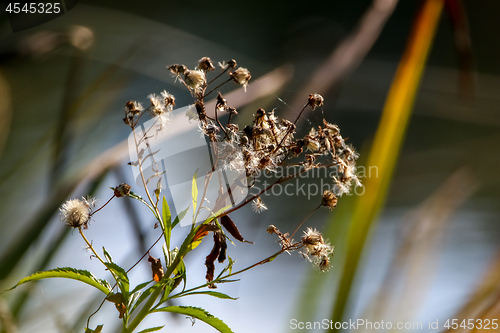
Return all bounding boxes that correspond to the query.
[137,326,164,333]
[7,267,112,295]
[176,291,237,300]
[127,291,142,309]
[104,262,129,295]
[154,306,233,333]
[192,171,198,220]
[130,280,153,295]
[130,282,164,315]
[162,196,172,249]
[102,247,113,263]
[172,206,190,229]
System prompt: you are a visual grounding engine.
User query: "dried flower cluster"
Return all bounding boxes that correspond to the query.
[301,227,334,271]
[51,58,360,331]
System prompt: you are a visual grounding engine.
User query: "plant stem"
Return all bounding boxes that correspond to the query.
[289,204,321,239]
[202,78,232,99]
[78,228,105,266]
[90,195,115,217]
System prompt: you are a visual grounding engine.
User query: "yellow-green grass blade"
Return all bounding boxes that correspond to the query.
[330,0,445,328]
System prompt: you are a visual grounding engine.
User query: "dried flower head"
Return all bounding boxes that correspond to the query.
[266,225,277,234]
[167,64,187,76]
[252,197,267,213]
[321,190,338,210]
[184,69,206,93]
[114,183,131,197]
[60,197,95,229]
[124,101,143,115]
[231,67,251,91]
[160,90,175,111]
[148,93,165,116]
[198,57,215,72]
[301,228,334,272]
[307,93,324,110]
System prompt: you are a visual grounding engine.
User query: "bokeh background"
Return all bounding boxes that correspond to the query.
[1,0,500,332]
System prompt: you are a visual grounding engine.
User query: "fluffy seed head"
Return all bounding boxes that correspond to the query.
[60,197,95,229]
[184,70,206,92]
[231,67,251,91]
[252,197,267,213]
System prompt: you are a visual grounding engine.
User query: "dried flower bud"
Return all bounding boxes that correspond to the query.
[167,64,187,75]
[60,197,95,229]
[321,190,337,210]
[307,93,324,110]
[302,228,324,247]
[160,90,175,109]
[317,254,331,272]
[216,92,227,111]
[240,135,249,145]
[114,183,131,197]
[184,69,206,91]
[198,56,215,72]
[231,67,251,91]
[266,225,277,234]
[125,101,143,115]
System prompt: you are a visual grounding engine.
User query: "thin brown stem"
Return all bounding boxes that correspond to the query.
[90,195,115,217]
[290,204,321,239]
[207,67,230,85]
[202,78,232,99]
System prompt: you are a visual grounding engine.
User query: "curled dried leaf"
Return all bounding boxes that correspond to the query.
[221,215,253,243]
[148,255,164,282]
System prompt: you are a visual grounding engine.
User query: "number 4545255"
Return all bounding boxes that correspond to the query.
[5,2,61,14]
[444,319,498,330]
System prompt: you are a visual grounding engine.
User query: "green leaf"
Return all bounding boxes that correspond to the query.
[172,206,190,229]
[129,282,164,315]
[102,247,113,263]
[8,267,112,295]
[177,291,237,300]
[104,261,129,295]
[216,256,235,280]
[162,196,172,249]
[153,306,233,333]
[130,280,153,295]
[192,170,198,221]
[137,326,164,333]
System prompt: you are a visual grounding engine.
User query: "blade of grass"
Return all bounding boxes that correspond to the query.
[329,0,445,328]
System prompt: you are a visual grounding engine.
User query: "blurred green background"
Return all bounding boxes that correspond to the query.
[0,0,499,332]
